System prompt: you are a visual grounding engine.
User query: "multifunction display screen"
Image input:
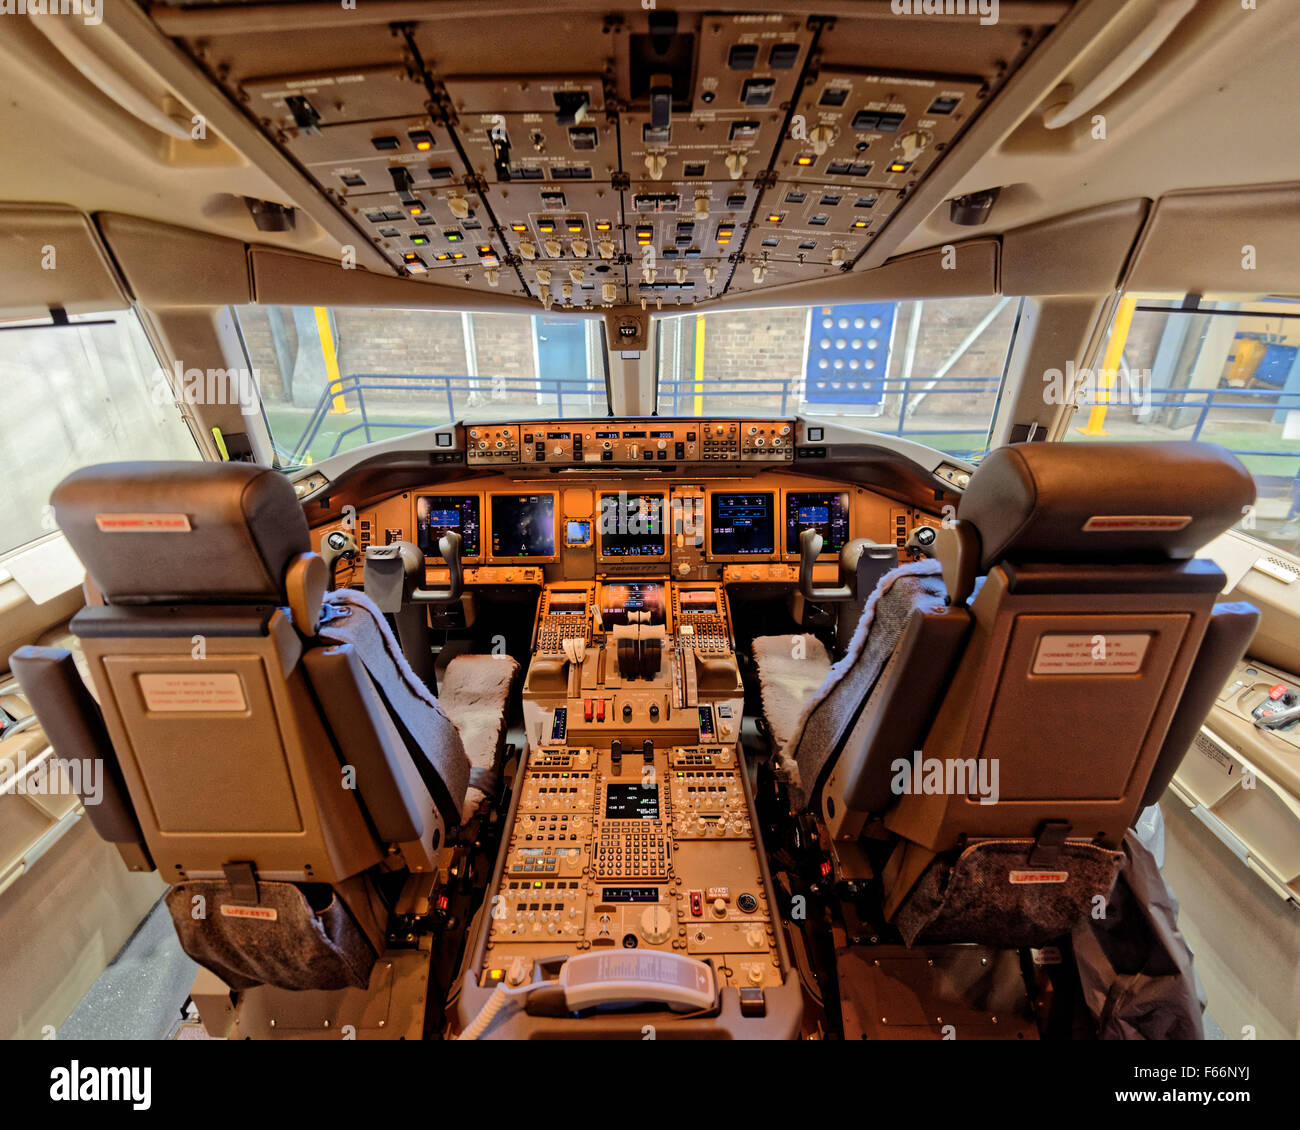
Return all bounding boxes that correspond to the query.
[490,494,555,558]
[600,582,665,626]
[710,492,776,556]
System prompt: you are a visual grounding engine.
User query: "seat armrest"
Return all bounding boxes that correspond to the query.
[9,645,153,861]
[829,606,973,818]
[1140,600,1260,809]
[302,643,430,845]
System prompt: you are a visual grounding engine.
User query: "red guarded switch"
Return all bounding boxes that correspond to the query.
[689,890,703,917]
[596,698,606,722]
[584,698,594,722]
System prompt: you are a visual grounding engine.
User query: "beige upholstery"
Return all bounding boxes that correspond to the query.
[439,654,520,821]
[750,634,831,761]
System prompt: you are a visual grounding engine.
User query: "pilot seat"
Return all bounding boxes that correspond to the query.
[11,461,517,1035]
[751,441,1259,956]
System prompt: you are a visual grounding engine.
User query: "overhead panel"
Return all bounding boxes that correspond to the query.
[617,12,813,309]
[442,74,623,307]
[154,4,1064,310]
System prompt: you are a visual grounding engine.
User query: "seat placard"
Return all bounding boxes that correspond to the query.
[1031,633,1151,675]
[137,672,248,712]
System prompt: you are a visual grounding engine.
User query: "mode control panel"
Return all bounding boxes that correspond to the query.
[507,420,795,466]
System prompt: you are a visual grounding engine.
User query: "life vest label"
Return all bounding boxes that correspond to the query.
[95,513,192,532]
[1009,870,1069,884]
[1081,515,1191,531]
[220,904,278,922]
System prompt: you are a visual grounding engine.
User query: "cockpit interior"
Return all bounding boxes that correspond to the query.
[1,0,1299,1070]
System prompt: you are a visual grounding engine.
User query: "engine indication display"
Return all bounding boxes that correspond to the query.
[416,495,481,557]
[599,492,666,558]
[785,491,850,555]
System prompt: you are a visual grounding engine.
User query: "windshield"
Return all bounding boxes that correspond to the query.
[654,297,1021,461]
[234,306,609,466]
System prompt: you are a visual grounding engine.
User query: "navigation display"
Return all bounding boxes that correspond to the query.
[785,491,850,555]
[490,493,555,558]
[415,496,480,557]
[605,783,660,820]
[710,492,776,556]
[598,492,666,558]
[600,581,665,626]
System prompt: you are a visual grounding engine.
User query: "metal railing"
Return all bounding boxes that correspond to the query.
[285,372,607,464]
[281,370,1300,473]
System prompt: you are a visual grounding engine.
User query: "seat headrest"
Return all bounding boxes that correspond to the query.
[959,441,1254,570]
[54,462,310,605]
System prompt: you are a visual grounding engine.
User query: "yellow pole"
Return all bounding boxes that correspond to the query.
[1076,294,1137,436]
[315,306,348,414]
[692,313,706,417]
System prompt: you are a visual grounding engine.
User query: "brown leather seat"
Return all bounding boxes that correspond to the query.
[11,461,511,991]
[777,442,1260,949]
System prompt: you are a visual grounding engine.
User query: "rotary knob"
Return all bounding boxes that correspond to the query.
[640,905,673,945]
[712,898,727,918]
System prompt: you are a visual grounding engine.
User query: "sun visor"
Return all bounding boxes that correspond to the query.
[0,205,128,317]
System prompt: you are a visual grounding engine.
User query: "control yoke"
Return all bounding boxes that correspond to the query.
[319,528,358,585]
[421,530,464,604]
[363,534,464,690]
[798,528,896,603]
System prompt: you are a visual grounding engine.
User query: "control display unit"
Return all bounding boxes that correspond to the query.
[785,491,851,556]
[415,495,481,558]
[605,783,660,820]
[598,492,667,560]
[490,493,556,560]
[709,492,776,557]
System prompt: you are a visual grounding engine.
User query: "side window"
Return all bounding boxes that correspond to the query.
[1063,295,1300,558]
[0,312,200,556]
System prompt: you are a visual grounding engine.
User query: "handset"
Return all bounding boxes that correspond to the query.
[557,951,716,1013]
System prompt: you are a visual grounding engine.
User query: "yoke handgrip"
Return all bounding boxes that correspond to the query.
[799,527,853,601]
[414,530,463,604]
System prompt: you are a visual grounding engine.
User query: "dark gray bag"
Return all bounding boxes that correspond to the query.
[1071,826,1207,1039]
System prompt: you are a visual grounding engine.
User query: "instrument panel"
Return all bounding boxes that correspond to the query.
[316,478,920,591]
